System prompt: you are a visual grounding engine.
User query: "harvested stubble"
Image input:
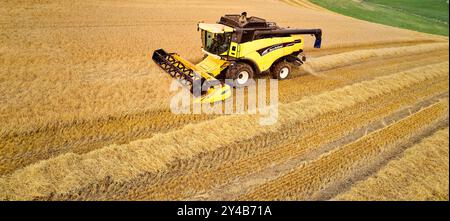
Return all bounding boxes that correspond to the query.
[240,99,449,200]
[0,45,447,177]
[0,61,447,200]
[334,128,449,201]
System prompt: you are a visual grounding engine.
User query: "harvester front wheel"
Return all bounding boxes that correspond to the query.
[226,63,254,87]
[271,61,291,80]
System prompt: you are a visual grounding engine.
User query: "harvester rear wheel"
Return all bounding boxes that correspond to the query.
[226,62,254,87]
[271,61,291,80]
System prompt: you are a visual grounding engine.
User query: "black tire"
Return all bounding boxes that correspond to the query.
[271,61,291,80]
[225,62,254,87]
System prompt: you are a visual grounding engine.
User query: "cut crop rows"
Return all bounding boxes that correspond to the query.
[1,61,446,200]
[240,100,448,200]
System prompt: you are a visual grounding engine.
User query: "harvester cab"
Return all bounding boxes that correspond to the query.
[152,13,322,103]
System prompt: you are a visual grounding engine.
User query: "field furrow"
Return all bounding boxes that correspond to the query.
[333,128,449,201]
[312,123,448,200]
[240,100,448,200]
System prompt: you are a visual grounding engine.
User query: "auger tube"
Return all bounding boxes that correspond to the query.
[254,29,322,48]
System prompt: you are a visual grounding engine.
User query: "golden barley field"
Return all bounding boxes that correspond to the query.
[0,0,448,200]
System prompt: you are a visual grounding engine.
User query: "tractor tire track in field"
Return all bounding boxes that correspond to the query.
[0,43,447,176]
[333,127,449,201]
[239,100,448,200]
[12,61,446,200]
[313,120,449,201]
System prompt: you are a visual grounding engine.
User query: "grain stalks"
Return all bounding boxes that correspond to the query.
[0,61,447,200]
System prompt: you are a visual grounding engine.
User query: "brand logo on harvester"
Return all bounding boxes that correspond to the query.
[169,79,279,125]
[257,39,301,56]
[260,44,283,56]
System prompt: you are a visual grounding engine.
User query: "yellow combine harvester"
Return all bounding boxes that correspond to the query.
[152,12,322,103]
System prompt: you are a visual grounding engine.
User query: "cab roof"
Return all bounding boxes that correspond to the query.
[198,23,234,33]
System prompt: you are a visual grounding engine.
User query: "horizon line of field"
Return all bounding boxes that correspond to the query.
[0,60,447,200]
[0,42,448,177]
